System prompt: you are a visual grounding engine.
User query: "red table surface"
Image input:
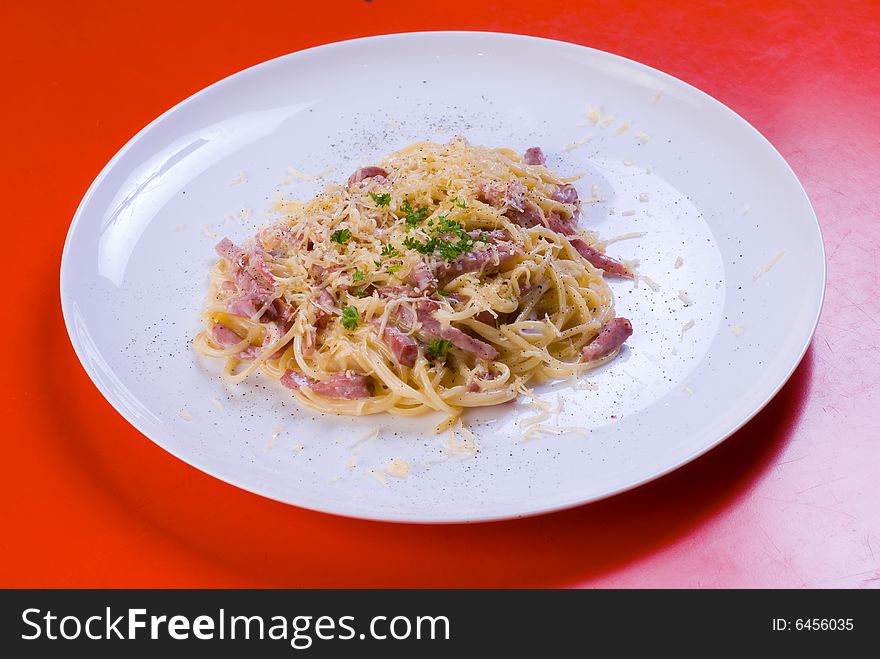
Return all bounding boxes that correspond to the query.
[2,0,878,588]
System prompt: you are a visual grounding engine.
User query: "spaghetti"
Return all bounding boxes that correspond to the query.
[194,137,633,422]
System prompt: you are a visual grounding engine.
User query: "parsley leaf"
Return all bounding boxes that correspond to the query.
[426,339,452,360]
[400,199,431,231]
[370,192,391,207]
[341,305,359,330]
[353,289,368,297]
[450,196,468,209]
[436,290,451,297]
[351,270,365,283]
[385,263,402,275]
[402,217,475,260]
[380,244,399,258]
[330,229,352,244]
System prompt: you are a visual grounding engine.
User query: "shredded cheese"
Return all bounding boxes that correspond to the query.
[385,458,412,479]
[641,275,661,291]
[286,166,332,181]
[678,290,694,306]
[674,256,684,269]
[636,131,652,144]
[229,171,247,186]
[564,135,593,151]
[614,121,631,135]
[753,251,785,280]
[623,158,636,166]
[638,192,650,203]
[731,324,745,337]
[621,210,636,217]
[177,409,193,421]
[680,319,695,339]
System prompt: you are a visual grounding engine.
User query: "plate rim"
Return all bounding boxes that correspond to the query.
[59,31,826,524]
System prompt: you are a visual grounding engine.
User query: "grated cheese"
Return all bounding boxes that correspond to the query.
[680,319,695,339]
[268,425,283,448]
[621,210,636,217]
[586,107,601,123]
[173,223,186,232]
[674,256,684,269]
[731,324,745,337]
[604,231,646,246]
[599,114,616,128]
[678,290,694,306]
[385,458,412,479]
[641,275,661,291]
[286,166,332,181]
[652,90,663,104]
[229,171,247,186]
[753,251,785,280]
[636,131,652,144]
[623,158,636,166]
[344,455,359,469]
[684,385,695,395]
[614,121,631,135]
[564,135,593,151]
[177,409,193,421]
[638,192,649,203]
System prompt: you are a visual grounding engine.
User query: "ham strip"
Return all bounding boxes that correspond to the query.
[581,318,633,362]
[371,319,418,367]
[434,243,521,284]
[212,323,243,348]
[347,166,388,186]
[280,370,373,399]
[395,300,499,361]
[570,240,632,278]
[313,289,337,328]
[408,261,437,293]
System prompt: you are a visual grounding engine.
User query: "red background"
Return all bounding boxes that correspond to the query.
[3,1,878,587]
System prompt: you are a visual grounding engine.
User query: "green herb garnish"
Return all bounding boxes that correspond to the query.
[436,290,451,297]
[330,229,352,244]
[385,263,402,276]
[341,305,359,330]
[370,192,391,207]
[351,270,365,283]
[380,244,399,258]
[426,339,452,360]
[450,196,468,209]
[353,289,368,297]
[400,199,431,231]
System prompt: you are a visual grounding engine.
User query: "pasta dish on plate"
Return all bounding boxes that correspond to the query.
[194,138,633,424]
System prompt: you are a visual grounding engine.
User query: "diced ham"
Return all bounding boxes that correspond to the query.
[581,317,633,362]
[523,147,546,166]
[347,166,388,186]
[214,237,275,299]
[371,319,418,367]
[551,183,580,209]
[476,180,507,205]
[408,261,437,293]
[313,289,337,328]
[395,300,499,361]
[467,229,508,242]
[311,372,373,399]
[467,367,500,392]
[434,243,521,284]
[226,294,261,318]
[211,323,243,348]
[376,284,417,299]
[473,310,498,328]
[570,240,632,278]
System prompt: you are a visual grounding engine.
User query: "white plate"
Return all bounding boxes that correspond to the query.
[60,32,825,523]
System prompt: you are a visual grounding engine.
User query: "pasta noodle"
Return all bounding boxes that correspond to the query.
[194,137,633,423]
